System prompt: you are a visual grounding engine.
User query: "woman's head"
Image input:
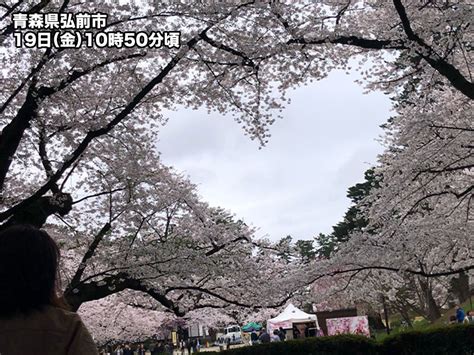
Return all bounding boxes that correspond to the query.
[0,224,63,317]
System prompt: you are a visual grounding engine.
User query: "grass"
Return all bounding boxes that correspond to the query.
[374,297,474,341]
[375,318,430,342]
[433,298,473,326]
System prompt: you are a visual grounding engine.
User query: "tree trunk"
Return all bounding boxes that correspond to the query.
[0,89,39,191]
[395,303,413,328]
[0,192,72,231]
[418,277,441,322]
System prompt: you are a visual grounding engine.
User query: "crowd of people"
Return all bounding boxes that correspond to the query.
[177,338,200,354]
[249,327,286,345]
[98,338,205,355]
[247,324,323,346]
[99,342,174,355]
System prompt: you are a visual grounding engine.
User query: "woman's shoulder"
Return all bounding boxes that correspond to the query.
[35,306,85,331]
[47,307,98,354]
[0,306,81,332]
[0,306,98,355]
[47,306,83,320]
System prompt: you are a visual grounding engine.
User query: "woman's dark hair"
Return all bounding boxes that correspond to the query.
[0,224,67,318]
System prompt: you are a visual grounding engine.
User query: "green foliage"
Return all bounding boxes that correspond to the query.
[277,169,381,261]
[315,168,379,258]
[214,325,474,355]
[381,324,474,355]
[295,239,316,263]
[275,235,293,263]
[347,168,379,204]
[217,335,377,355]
[313,232,334,258]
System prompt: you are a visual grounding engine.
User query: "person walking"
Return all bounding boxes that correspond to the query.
[114,344,124,355]
[316,327,325,337]
[150,343,162,355]
[164,342,173,355]
[250,330,259,345]
[293,325,301,339]
[258,329,271,343]
[464,310,474,324]
[123,343,133,355]
[271,330,281,342]
[278,327,286,341]
[456,306,466,323]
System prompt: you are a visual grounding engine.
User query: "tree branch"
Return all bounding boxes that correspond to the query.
[0,35,202,222]
[392,0,474,99]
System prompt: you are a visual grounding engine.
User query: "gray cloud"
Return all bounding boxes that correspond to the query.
[156,70,391,241]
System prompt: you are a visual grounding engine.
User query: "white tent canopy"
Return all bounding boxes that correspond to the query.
[267,303,319,333]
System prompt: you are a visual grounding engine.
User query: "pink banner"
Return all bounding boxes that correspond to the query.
[267,320,292,333]
[326,316,370,337]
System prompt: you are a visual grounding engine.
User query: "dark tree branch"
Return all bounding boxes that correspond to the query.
[0,192,73,230]
[392,0,474,99]
[392,0,419,41]
[335,1,351,26]
[69,223,112,289]
[403,184,474,221]
[165,285,292,310]
[286,2,473,99]
[72,187,128,205]
[429,124,474,132]
[38,125,59,194]
[205,235,250,256]
[0,45,193,222]
[77,256,180,286]
[199,32,258,69]
[0,82,40,192]
[37,52,147,97]
[1,5,251,223]
[0,0,51,40]
[415,163,474,178]
[65,272,183,315]
[288,36,406,50]
[307,263,474,287]
[0,52,146,193]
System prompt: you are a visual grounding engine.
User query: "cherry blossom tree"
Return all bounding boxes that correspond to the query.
[78,294,175,345]
[306,85,472,321]
[0,0,472,336]
[1,0,472,229]
[51,147,299,312]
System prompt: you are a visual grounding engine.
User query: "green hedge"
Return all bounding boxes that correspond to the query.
[210,324,473,355]
[381,324,474,355]
[213,335,376,355]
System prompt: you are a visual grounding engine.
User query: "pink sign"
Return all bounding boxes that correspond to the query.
[326,316,370,337]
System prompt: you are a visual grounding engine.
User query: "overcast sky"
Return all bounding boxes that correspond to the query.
[156,69,392,242]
